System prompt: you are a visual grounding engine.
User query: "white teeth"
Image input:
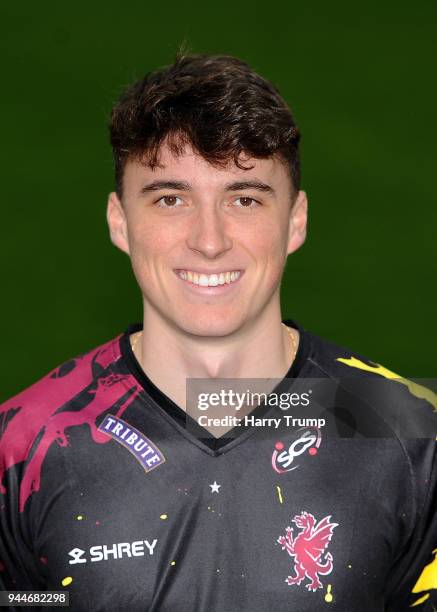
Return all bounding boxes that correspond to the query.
[178,270,241,287]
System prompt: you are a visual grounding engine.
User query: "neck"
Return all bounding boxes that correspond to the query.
[132,301,299,412]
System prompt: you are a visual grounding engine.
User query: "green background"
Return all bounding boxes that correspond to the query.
[1,1,436,402]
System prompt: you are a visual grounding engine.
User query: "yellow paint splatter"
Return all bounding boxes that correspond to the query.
[276,485,283,504]
[412,549,437,593]
[324,584,333,603]
[410,549,437,606]
[411,593,430,606]
[76,515,84,521]
[61,576,73,587]
[336,357,437,412]
[160,514,168,520]
[170,560,176,566]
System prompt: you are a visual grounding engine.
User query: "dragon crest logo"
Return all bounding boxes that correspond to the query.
[277,511,338,591]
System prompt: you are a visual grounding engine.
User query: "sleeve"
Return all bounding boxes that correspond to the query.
[0,414,47,611]
[385,438,437,610]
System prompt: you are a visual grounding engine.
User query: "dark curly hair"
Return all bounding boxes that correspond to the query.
[109,54,301,198]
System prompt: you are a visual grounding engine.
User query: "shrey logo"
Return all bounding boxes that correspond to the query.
[277,511,338,592]
[272,427,321,473]
[98,415,165,472]
[68,539,158,564]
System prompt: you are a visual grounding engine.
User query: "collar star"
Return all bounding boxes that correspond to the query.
[209,481,221,493]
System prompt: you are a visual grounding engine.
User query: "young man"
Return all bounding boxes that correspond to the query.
[0,54,436,611]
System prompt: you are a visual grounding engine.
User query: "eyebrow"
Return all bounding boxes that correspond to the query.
[224,180,275,194]
[140,180,191,194]
[139,179,275,195]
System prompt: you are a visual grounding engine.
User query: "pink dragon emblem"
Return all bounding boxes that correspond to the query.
[277,511,338,592]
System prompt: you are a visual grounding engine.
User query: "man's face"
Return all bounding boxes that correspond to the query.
[107,143,307,337]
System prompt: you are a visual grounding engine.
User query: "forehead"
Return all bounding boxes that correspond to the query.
[122,143,291,193]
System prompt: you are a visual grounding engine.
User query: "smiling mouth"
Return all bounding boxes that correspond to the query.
[175,269,242,287]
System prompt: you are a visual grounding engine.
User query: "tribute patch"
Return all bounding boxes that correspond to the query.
[98,415,165,472]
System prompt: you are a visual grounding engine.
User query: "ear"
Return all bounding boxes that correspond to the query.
[106,192,130,255]
[287,190,308,255]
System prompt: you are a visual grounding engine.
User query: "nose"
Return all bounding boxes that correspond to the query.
[186,203,233,259]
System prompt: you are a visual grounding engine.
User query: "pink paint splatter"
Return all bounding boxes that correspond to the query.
[0,336,141,511]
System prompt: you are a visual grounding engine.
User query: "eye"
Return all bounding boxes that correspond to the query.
[156,195,183,208]
[234,197,260,208]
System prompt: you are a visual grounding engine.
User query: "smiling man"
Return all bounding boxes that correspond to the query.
[1,54,436,611]
[106,138,307,417]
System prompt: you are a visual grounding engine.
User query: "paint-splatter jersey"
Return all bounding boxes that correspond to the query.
[0,319,436,611]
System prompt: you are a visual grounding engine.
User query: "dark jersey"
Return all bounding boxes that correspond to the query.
[0,319,436,611]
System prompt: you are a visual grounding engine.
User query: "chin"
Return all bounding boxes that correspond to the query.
[174,311,244,338]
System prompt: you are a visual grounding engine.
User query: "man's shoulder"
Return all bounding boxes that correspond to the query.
[304,327,398,380]
[0,332,138,509]
[0,333,124,433]
[306,326,424,386]
[303,326,437,438]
